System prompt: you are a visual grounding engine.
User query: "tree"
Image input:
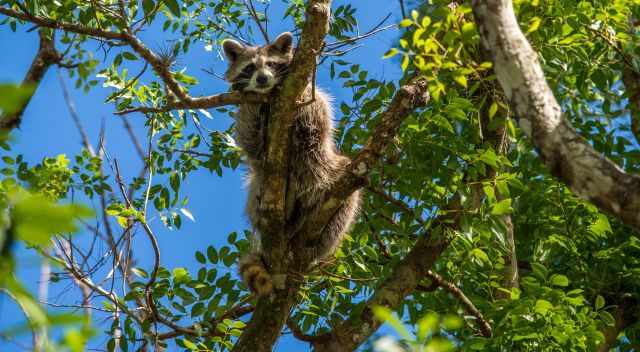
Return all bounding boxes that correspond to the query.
[0,0,639,351]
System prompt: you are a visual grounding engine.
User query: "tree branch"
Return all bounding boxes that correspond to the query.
[0,6,267,115]
[232,283,301,352]
[256,0,332,267]
[287,318,322,343]
[313,197,462,352]
[425,270,492,338]
[156,304,254,340]
[1,29,60,131]
[296,77,429,242]
[471,0,640,231]
[232,1,332,350]
[114,91,266,115]
[0,6,123,39]
[622,62,640,145]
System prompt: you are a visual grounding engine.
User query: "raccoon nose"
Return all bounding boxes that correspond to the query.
[256,74,269,86]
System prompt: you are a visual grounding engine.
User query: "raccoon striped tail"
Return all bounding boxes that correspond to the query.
[239,254,273,296]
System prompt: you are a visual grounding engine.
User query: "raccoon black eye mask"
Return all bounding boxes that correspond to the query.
[223,32,294,94]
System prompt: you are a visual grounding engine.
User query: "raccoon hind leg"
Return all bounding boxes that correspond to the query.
[239,253,273,296]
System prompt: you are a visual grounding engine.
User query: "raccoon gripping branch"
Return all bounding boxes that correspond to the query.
[253,0,332,270]
[238,254,274,297]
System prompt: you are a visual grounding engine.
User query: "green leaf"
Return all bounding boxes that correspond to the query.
[452,73,467,88]
[595,295,605,310]
[142,0,155,15]
[164,0,181,17]
[115,216,129,229]
[207,246,218,263]
[11,191,93,245]
[550,274,569,287]
[195,251,206,264]
[491,199,512,216]
[478,149,499,168]
[64,329,88,352]
[0,84,35,116]
[534,299,553,315]
[173,267,190,285]
[372,306,412,340]
[191,302,205,317]
[442,314,463,330]
[181,338,198,350]
[131,267,148,278]
[531,263,548,280]
[589,214,612,236]
[513,332,540,341]
[121,52,138,61]
[401,55,410,72]
[527,17,542,33]
[471,248,490,265]
[488,101,498,119]
[468,338,488,350]
[399,19,413,28]
[600,311,616,326]
[382,48,399,59]
[421,16,432,28]
[411,10,419,21]
[417,312,439,341]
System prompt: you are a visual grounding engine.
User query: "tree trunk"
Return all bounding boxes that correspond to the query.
[232,281,300,352]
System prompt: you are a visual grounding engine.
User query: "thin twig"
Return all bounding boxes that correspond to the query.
[367,186,426,226]
[324,22,394,50]
[163,147,213,158]
[318,267,378,282]
[120,116,146,163]
[287,318,321,343]
[244,0,270,43]
[157,297,255,340]
[425,270,492,337]
[143,116,155,216]
[58,72,94,155]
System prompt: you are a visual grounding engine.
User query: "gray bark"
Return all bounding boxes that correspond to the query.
[472,0,640,232]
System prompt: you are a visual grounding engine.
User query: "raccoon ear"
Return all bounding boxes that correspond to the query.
[222,39,245,62]
[271,32,293,55]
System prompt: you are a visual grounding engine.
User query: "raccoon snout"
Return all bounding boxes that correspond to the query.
[256,74,269,86]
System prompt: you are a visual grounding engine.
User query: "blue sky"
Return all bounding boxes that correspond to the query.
[0,1,404,350]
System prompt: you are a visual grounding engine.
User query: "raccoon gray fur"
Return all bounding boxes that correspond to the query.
[222,32,361,296]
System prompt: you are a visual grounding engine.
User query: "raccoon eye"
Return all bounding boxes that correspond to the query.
[267,61,288,73]
[241,64,257,74]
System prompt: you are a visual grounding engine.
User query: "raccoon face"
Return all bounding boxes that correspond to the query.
[222,32,293,94]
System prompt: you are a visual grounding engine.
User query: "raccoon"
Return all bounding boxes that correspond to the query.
[222,32,361,296]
